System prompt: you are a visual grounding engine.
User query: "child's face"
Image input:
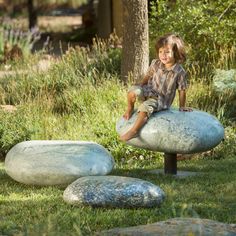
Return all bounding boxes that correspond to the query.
[158,45,175,67]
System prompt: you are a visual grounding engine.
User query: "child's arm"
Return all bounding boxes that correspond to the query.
[135,60,156,86]
[137,74,150,86]
[178,90,192,111]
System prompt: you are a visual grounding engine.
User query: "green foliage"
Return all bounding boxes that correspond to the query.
[182,69,236,120]
[211,69,236,118]
[0,20,41,59]
[184,82,228,120]
[0,108,35,158]
[149,0,236,69]
[0,36,121,114]
[213,69,236,92]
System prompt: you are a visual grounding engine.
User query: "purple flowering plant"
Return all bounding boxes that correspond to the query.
[0,18,41,60]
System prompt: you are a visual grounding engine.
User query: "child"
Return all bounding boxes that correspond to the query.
[120,33,192,141]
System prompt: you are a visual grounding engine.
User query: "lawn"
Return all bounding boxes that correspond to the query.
[1,154,236,235]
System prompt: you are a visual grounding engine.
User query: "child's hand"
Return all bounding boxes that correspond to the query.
[179,107,193,112]
[123,109,133,120]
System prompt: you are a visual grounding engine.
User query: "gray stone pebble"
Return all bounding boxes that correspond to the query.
[63,176,165,208]
[116,109,224,154]
[5,140,114,186]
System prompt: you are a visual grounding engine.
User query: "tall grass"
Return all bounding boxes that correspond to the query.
[183,44,236,121]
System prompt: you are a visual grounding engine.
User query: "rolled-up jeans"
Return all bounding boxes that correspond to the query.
[128,85,159,117]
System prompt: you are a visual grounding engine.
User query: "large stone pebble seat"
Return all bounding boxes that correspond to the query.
[116,109,224,154]
[63,176,165,208]
[5,140,114,186]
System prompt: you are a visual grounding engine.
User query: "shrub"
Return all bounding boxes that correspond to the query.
[212,69,236,118]
[0,108,35,158]
[0,36,122,115]
[149,0,236,71]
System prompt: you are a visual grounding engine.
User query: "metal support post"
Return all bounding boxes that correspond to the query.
[164,153,177,174]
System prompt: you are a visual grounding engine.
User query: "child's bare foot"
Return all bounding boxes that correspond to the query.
[123,109,133,120]
[120,129,138,141]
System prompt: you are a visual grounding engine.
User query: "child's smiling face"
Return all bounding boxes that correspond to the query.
[158,45,176,68]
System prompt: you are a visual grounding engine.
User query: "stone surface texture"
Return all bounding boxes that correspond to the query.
[99,217,236,236]
[116,109,224,154]
[63,176,165,208]
[5,140,114,186]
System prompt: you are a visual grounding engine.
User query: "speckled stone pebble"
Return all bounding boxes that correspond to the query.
[99,218,236,236]
[5,140,114,186]
[116,109,224,154]
[63,176,165,208]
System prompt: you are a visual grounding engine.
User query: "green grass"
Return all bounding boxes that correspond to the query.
[1,155,236,235]
[0,38,236,235]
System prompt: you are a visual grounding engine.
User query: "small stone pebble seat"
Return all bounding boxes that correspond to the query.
[5,140,114,186]
[63,176,165,208]
[116,109,224,174]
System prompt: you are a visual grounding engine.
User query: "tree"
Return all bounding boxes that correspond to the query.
[27,0,38,29]
[121,0,149,82]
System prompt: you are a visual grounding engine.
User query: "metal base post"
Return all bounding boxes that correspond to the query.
[164,153,177,174]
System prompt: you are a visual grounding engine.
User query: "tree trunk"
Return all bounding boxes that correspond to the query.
[27,0,37,29]
[97,0,112,38]
[121,0,149,82]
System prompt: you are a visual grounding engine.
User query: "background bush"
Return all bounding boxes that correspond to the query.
[149,0,236,71]
[0,108,35,158]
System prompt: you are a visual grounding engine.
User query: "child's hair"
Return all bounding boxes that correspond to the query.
[155,33,186,63]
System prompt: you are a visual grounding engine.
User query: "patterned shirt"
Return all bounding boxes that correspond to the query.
[142,59,188,110]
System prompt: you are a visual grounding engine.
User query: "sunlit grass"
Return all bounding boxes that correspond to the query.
[1,154,236,234]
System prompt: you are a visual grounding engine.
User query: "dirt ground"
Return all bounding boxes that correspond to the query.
[40,15,82,32]
[12,15,83,33]
[11,15,85,56]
